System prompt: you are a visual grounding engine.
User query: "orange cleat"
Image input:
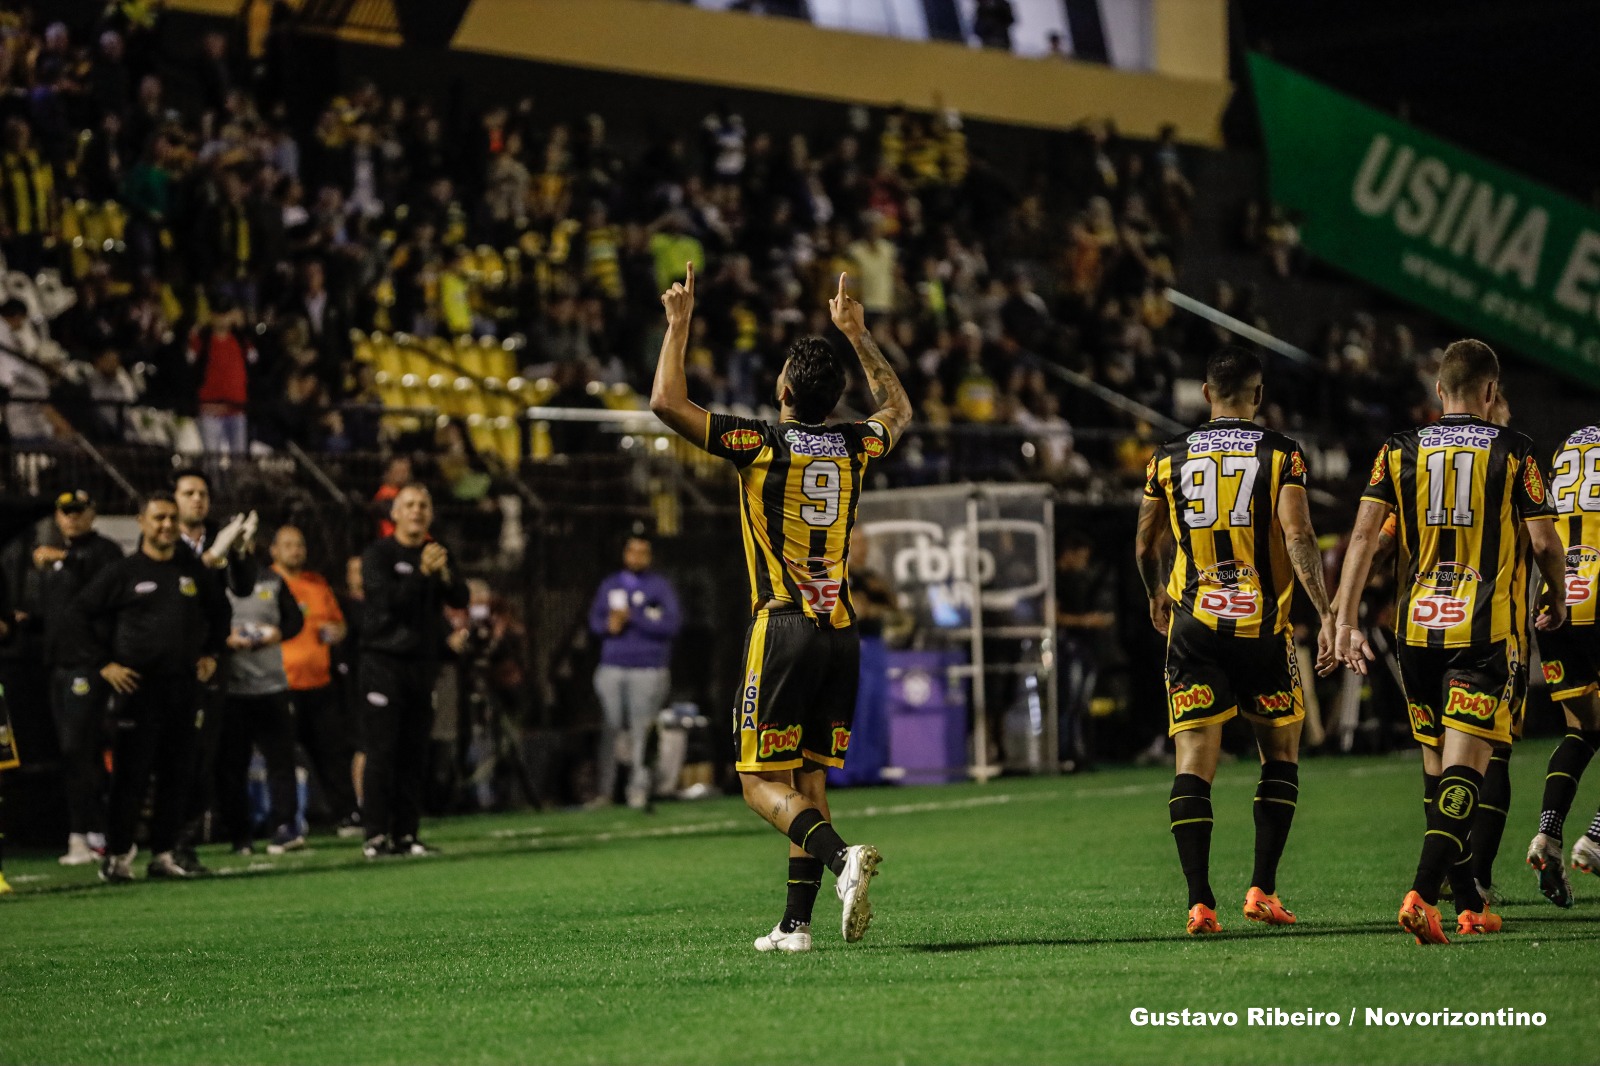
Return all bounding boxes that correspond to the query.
[1186,903,1222,935]
[1398,890,1450,945]
[1243,887,1297,926]
[1456,907,1503,935]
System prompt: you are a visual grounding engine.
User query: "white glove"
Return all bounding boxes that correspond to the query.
[208,512,247,560]
[237,510,259,554]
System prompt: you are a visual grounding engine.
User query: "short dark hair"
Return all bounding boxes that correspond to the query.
[1205,345,1264,403]
[172,467,210,490]
[1438,339,1499,397]
[784,337,845,424]
[142,489,177,513]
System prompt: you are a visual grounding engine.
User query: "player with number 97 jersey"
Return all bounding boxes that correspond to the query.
[1143,419,1309,641]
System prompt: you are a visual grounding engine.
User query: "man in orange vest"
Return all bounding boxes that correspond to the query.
[271,525,360,836]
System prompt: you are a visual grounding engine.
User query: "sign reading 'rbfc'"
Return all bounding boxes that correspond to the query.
[1251,53,1600,387]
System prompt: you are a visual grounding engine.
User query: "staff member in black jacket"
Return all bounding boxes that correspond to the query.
[72,492,230,882]
[171,467,256,873]
[30,490,124,867]
[360,483,468,858]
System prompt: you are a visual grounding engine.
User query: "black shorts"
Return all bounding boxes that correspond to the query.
[1163,611,1304,736]
[1536,623,1600,703]
[732,608,859,773]
[1397,641,1514,747]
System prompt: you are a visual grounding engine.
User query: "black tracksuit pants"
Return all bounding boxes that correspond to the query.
[216,691,298,847]
[179,680,228,845]
[50,667,110,837]
[106,671,199,856]
[360,654,437,843]
[292,684,359,822]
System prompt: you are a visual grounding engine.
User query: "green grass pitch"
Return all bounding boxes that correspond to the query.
[6,742,1600,1065]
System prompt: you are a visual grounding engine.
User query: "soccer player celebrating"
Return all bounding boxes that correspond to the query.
[1331,340,1566,944]
[650,266,911,951]
[1526,419,1600,906]
[1134,346,1335,935]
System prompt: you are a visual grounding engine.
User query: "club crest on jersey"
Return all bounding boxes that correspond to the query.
[721,427,763,452]
[178,576,198,597]
[759,725,802,759]
[1411,594,1468,629]
[1169,684,1215,715]
[1544,661,1566,685]
[71,677,90,696]
[1369,446,1389,486]
[785,429,848,458]
[1524,455,1547,504]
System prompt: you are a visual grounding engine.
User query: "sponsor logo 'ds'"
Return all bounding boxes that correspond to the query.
[722,428,763,452]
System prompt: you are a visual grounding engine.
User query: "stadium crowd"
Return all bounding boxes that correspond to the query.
[1,0,1447,483]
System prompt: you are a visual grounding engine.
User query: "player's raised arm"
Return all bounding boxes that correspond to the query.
[1278,482,1336,671]
[830,273,912,445]
[1133,495,1174,636]
[1327,499,1390,675]
[649,262,711,448]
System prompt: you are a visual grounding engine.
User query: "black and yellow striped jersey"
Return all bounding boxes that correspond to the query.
[1549,425,1600,627]
[1362,413,1555,648]
[1143,418,1309,638]
[704,413,894,627]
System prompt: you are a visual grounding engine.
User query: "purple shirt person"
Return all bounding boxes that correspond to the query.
[587,536,681,808]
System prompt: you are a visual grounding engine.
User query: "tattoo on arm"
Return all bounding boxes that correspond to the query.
[1133,497,1172,598]
[1287,532,1332,617]
[852,332,912,435]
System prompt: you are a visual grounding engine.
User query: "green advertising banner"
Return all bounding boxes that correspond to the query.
[1250,53,1600,386]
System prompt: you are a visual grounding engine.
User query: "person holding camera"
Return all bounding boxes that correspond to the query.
[587,535,681,809]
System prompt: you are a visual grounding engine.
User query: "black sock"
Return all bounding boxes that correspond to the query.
[1448,844,1483,914]
[1413,765,1481,906]
[1472,749,1511,890]
[1251,761,1298,895]
[1539,732,1600,839]
[1423,772,1441,808]
[1170,773,1215,909]
[781,857,824,932]
[785,809,849,876]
